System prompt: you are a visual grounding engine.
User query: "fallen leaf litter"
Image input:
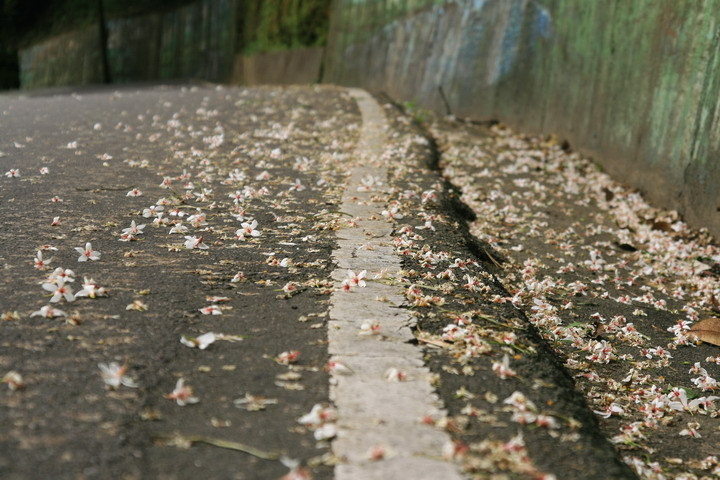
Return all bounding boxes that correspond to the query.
[2,84,719,479]
[426,116,720,479]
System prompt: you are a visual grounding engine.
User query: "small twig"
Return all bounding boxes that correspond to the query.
[154,433,281,461]
[438,85,453,117]
[483,248,503,269]
[314,210,354,217]
[75,185,132,192]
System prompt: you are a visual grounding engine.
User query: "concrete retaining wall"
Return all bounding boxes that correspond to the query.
[17,0,329,90]
[324,0,720,238]
[19,26,105,88]
[19,0,238,88]
[109,0,238,83]
[233,47,323,85]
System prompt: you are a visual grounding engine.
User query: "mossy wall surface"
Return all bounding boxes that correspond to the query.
[107,0,238,83]
[19,26,105,88]
[324,0,720,237]
[16,0,330,88]
[237,0,330,54]
[19,0,238,88]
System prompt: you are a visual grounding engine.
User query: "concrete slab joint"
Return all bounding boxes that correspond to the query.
[327,88,465,479]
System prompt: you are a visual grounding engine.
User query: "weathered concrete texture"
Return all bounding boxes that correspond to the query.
[17,0,330,90]
[324,0,720,238]
[327,89,463,480]
[232,47,323,86]
[19,26,105,88]
[19,0,238,88]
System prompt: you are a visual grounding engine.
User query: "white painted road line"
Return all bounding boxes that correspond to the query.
[328,89,464,479]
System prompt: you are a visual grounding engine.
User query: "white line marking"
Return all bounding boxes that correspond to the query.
[328,88,464,479]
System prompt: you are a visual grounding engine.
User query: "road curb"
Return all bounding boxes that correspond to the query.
[327,89,464,479]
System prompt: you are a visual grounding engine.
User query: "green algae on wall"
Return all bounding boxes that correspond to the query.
[17,0,331,89]
[107,0,238,83]
[19,26,105,88]
[238,0,330,54]
[19,0,238,88]
[324,0,720,238]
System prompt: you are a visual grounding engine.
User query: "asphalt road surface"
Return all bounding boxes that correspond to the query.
[0,84,659,480]
[0,84,358,479]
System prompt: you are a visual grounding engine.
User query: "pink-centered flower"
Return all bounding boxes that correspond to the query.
[42,278,74,302]
[199,305,222,315]
[279,466,312,480]
[165,378,199,405]
[344,270,367,289]
[325,360,353,375]
[75,277,107,298]
[421,189,437,203]
[228,190,245,203]
[206,296,230,302]
[298,403,337,427]
[289,179,305,192]
[168,223,188,234]
[184,235,209,249]
[75,242,100,262]
[381,207,404,220]
[187,212,207,228]
[276,350,300,365]
[98,362,138,389]
[359,321,380,335]
[122,220,145,236]
[4,169,19,178]
[30,305,67,318]
[492,354,517,379]
[142,205,164,218]
[679,422,702,438]
[235,220,261,240]
[48,267,75,283]
[593,403,625,418]
[357,174,381,192]
[34,250,52,270]
[384,367,407,382]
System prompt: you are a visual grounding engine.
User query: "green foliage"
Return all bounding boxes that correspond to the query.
[402,100,433,125]
[238,0,330,54]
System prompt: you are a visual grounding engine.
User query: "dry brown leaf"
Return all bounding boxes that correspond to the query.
[417,336,452,349]
[689,318,720,346]
[651,220,673,232]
